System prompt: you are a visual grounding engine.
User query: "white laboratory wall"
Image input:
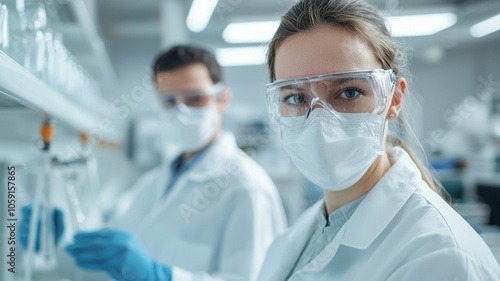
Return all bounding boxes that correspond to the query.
[476,41,500,79]
[411,40,500,154]
[108,37,162,115]
[411,47,477,139]
[222,64,271,131]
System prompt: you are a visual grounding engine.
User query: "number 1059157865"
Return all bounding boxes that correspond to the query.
[7,166,16,217]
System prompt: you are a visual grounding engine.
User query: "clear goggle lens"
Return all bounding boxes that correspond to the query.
[158,82,224,109]
[266,69,396,127]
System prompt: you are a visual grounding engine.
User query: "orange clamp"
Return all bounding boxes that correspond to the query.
[80,132,91,145]
[40,122,54,143]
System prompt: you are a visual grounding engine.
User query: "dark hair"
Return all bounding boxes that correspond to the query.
[152,45,223,84]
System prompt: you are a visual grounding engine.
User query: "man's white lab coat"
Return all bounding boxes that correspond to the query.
[111,132,287,281]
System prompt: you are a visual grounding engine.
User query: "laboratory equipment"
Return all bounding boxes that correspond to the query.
[0,0,104,112]
[21,2,46,77]
[0,4,8,50]
[51,32,67,90]
[58,169,86,231]
[43,29,54,85]
[39,120,56,265]
[19,204,64,250]
[3,0,24,63]
[51,153,89,232]
[50,132,105,231]
[84,154,102,221]
[477,182,500,227]
[24,120,57,281]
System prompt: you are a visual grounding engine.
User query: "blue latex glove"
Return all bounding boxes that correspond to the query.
[65,229,172,281]
[18,204,65,251]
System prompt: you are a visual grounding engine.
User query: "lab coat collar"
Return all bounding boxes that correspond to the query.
[134,133,239,229]
[276,201,321,280]
[339,147,421,249]
[184,131,239,182]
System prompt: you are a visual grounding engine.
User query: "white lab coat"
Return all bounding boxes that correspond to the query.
[257,147,500,281]
[110,132,287,281]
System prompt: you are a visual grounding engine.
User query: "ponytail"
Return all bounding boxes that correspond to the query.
[386,135,451,203]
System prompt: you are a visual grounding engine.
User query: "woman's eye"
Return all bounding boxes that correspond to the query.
[339,89,361,99]
[284,94,305,104]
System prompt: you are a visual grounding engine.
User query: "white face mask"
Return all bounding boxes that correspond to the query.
[280,108,386,191]
[160,105,219,153]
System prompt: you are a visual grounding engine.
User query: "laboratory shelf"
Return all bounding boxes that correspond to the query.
[67,0,118,88]
[0,50,100,132]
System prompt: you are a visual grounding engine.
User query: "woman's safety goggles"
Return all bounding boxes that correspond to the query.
[266,69,396,128]
[158,82,224,109]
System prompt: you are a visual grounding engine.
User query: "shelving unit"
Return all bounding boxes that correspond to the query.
[66,0,117,89]
[0,50,101,132]
[0,0,124,160]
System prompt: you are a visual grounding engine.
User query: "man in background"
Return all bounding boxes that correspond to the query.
[21,45,287,281]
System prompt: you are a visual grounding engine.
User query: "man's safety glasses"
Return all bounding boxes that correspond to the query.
[158,82,224,109]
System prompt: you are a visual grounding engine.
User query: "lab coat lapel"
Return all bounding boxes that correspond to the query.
[138,133,238,229]
[270,201,321,281]
[186,132,238,182]
[293,148,422,276]
[340,147,421,249]
[135,165,173,230]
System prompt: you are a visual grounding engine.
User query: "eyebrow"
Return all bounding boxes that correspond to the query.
[278,84,308,93]
[322,77,360,86]
[281,77,363,90]
[280,84,301,90]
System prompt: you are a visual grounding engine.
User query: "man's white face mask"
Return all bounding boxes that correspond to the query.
[159,104,219,153]
[157,83,224,153]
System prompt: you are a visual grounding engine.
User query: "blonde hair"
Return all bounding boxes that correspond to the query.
[267,0,448,199]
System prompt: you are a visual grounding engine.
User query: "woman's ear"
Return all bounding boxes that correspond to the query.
[218,87,232,113]
[386,77,407,119]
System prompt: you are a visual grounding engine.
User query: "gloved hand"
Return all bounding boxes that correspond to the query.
[18,204,65,251]
[65,228,172,281]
